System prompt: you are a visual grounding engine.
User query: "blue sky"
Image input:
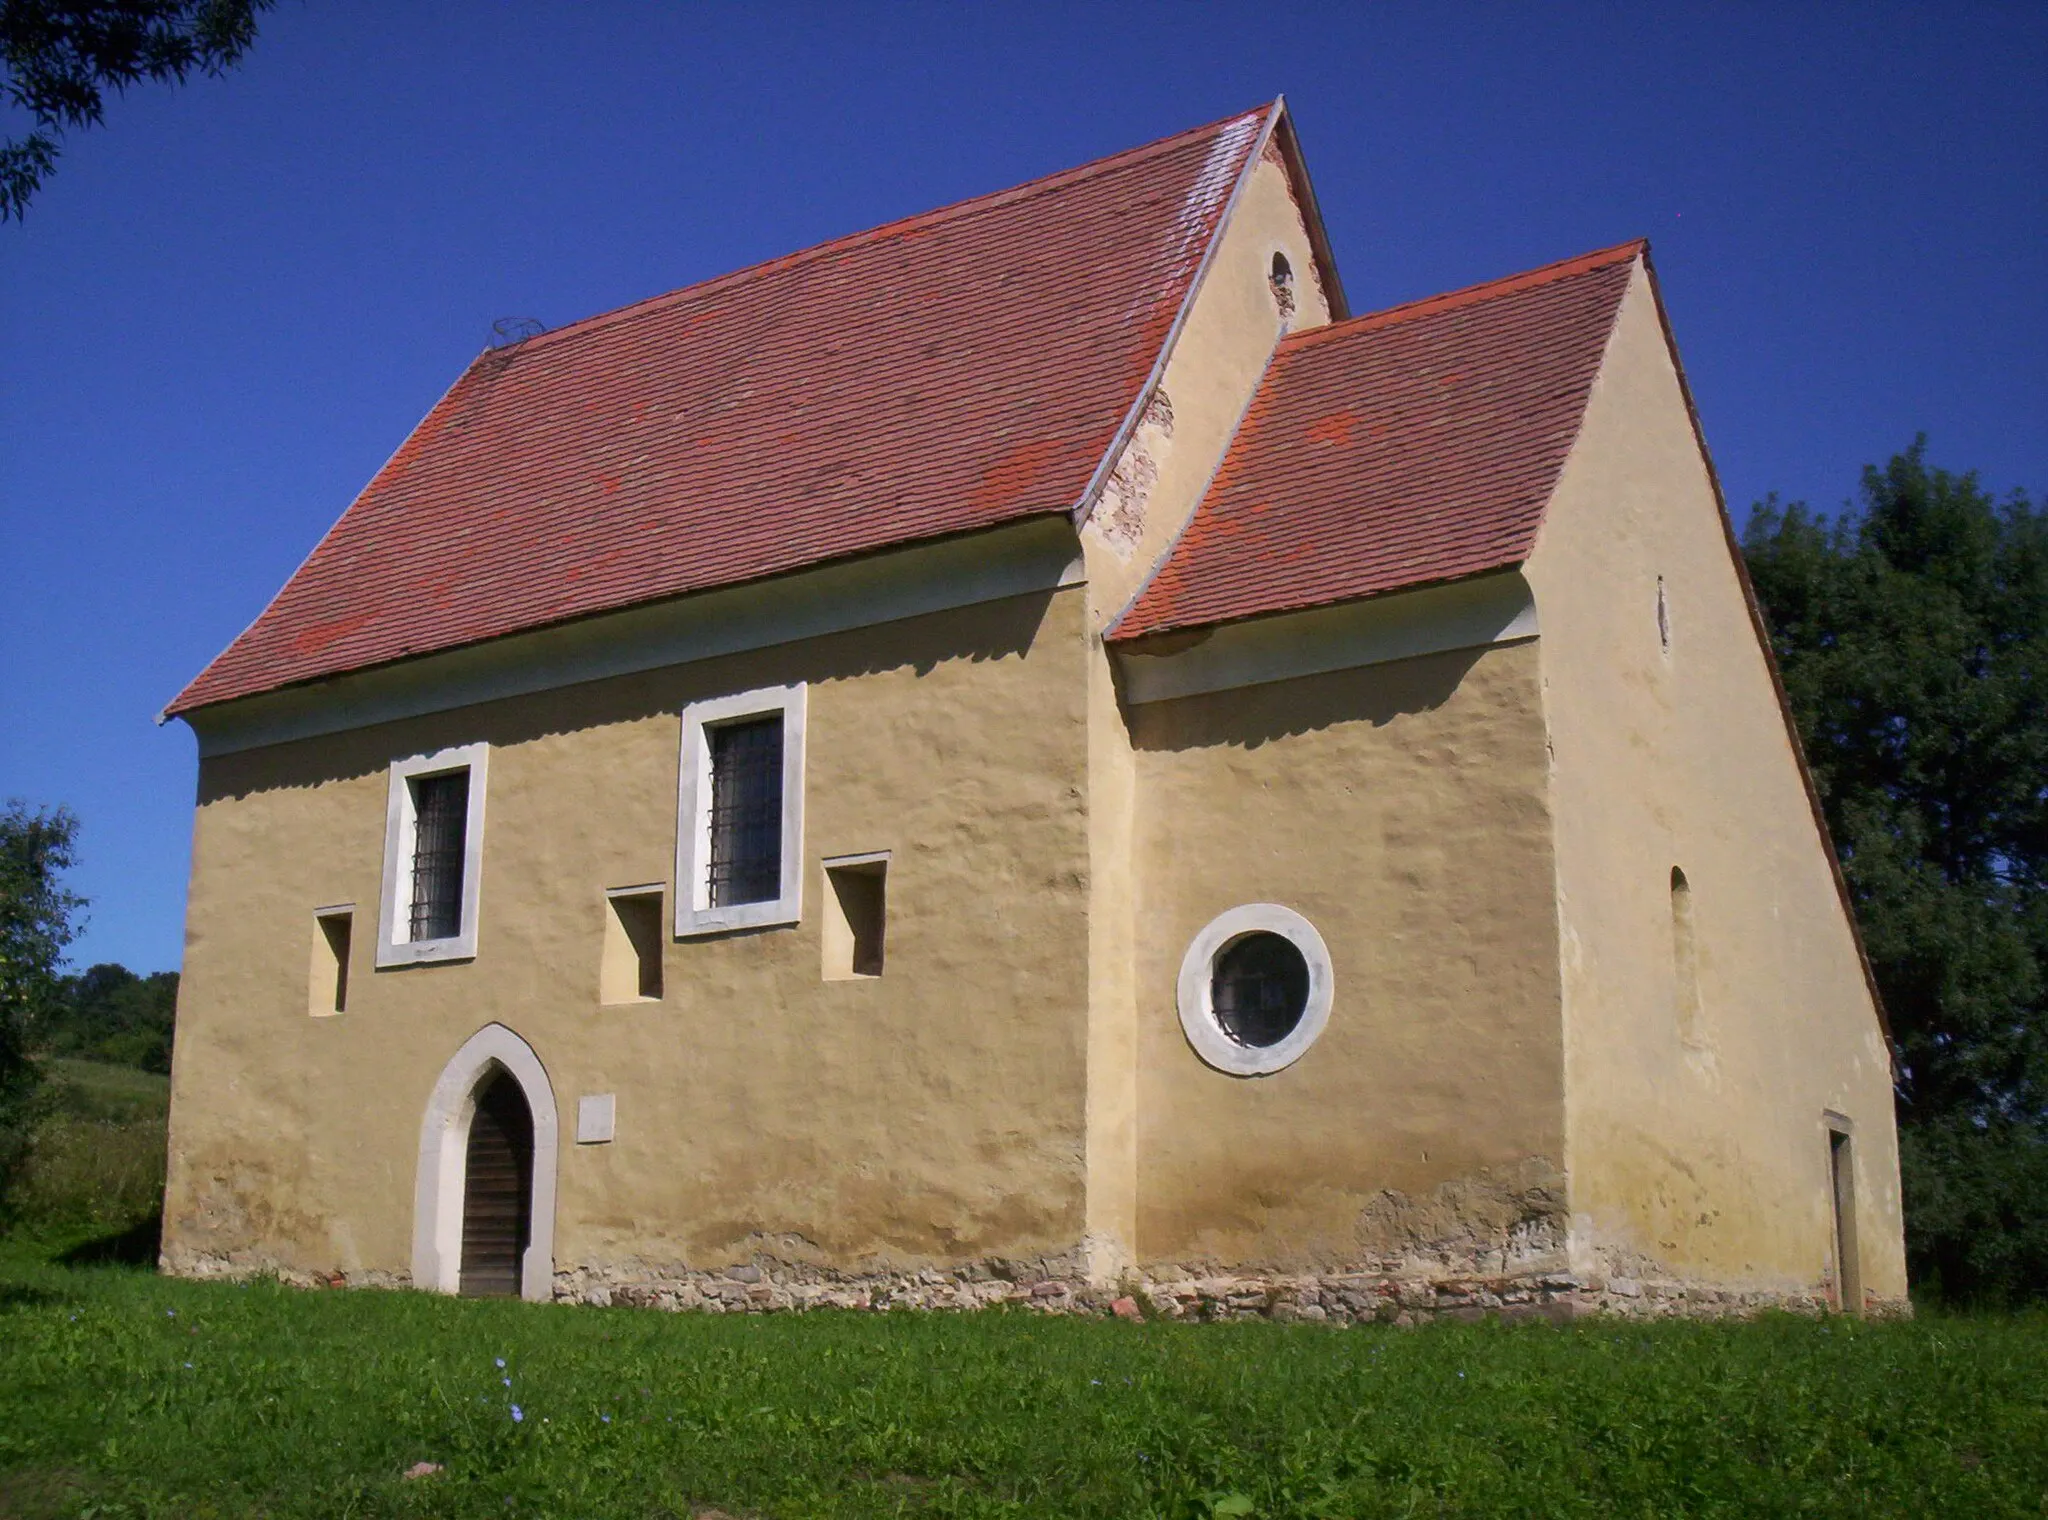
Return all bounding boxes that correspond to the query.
[3,2,2043,974]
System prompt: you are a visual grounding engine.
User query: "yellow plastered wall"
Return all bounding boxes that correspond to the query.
[1127,642,1567,1270]
[163,585,1091,1282]
[1525,262,1906,1301]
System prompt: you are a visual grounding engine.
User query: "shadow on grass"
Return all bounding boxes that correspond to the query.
[0,1283,61,1308]
[57,1214,161,1269]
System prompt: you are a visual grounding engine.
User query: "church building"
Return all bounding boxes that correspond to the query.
[159,101,1905,1320]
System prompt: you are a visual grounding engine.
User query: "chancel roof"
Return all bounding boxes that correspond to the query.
[1110,242,1642,642]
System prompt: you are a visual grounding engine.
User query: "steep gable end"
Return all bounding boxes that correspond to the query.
[168,107,1271,718]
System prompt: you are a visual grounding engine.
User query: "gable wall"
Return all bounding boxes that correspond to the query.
[1524,265,1905,1303]
[1127,640,1567,1272]
[162,581,1093,1288]
[1076,138,1333,1277]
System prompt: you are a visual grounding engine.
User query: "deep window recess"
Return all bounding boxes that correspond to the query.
[823,855,887,980]
[408,771,470,941]
[600,888,664,1004]
[707,716,784,907]
[1212,932,1312,1048]
[310,908,352,1016]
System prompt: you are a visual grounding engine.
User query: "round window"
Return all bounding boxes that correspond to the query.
[1177,904,1333,1076]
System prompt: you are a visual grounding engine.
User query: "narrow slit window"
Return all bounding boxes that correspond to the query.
[310,908,352,1016]
[823,856,887,980]
[707,716,784,907]
[1671,867,1702,1045]
[601,888,665,1003]
[409,770,470,941]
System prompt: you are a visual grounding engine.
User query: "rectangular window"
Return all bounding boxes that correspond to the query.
[377,742,489,966]
[675,684,805,936]
[708,717,784,907]
[409,771,470,941]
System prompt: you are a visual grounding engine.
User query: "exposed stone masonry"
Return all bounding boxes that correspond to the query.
[545,1253,1858,1324]
[163,1244,1901,1322]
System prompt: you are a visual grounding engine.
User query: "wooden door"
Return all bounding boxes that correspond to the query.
[459,1071,534,1297]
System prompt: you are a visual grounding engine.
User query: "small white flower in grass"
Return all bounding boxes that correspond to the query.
[183,1362,193,1369]
[503,1377,512,1387]
[511,1405,524,1422]
[496,1357,506,1368]
[601,1413,612,1424]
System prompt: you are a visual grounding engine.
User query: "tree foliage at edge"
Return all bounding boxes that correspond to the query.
[0,799,86,1216]
[1,0,273,220]
[1743,439,2047,1304]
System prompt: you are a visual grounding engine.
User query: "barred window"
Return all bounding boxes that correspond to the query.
[409,771,470,941]
[1211,932,1311,1048]
[707,716,783,907]
[1177,904,1333,1076]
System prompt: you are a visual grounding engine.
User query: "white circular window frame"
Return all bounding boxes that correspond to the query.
[1177,903,1334,1077]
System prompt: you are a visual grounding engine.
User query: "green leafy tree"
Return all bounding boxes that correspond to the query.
[47,962,178,1072]
[1744,440,2046,1303]
[0,800,86,1215]
[1,0,273,221]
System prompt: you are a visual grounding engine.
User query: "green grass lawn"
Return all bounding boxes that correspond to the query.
[1,1232,2043,1520]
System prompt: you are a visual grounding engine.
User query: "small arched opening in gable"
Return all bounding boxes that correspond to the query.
[1269,251,1297,318]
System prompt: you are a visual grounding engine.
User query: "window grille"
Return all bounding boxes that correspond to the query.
[707,716,783,907]
[409,771,469,941]
[1211,932,1310,1048]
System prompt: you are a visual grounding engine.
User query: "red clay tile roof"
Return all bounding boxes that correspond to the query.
[169,107,1275,716]
[1109,241,1643,642]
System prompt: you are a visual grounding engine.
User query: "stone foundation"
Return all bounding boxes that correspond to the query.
[161,1245,1904,1322]
[544,1252,1873,1323]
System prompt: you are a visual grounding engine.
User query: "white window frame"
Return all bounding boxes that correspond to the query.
[377,741,489,967]
[1176,903,1335,1076]
[675,683,806,937]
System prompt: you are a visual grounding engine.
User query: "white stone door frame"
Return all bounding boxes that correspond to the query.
[412,1022,559,1301]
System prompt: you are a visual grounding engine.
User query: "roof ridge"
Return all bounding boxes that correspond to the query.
[499,103,1277,358]
[1280,238,1647,353]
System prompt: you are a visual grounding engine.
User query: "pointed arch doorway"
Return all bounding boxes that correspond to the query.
[413,1024,559,1300]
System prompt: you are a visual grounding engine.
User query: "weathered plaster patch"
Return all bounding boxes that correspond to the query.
[1350,1156,1570,1276]
[1094,390,1176,558]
